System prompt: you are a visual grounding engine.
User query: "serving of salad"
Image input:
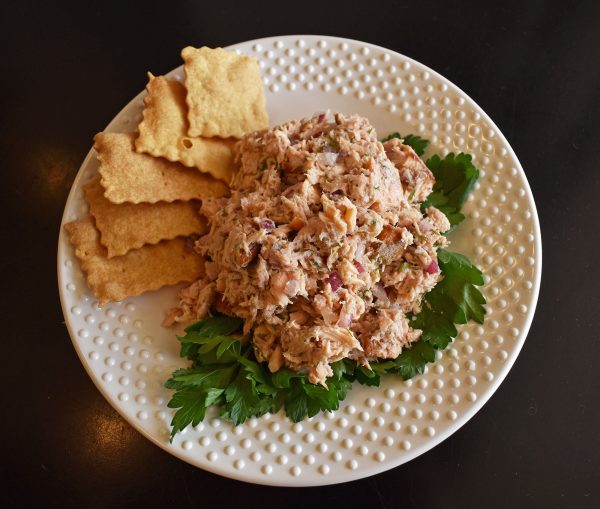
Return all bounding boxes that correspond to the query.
[162,112,485,440]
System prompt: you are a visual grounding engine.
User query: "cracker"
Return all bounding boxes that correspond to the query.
[64,216,204,306]
[136,74,237,183]
[182,46,268,138]
[84,178,207,258]
[94,132,229,204]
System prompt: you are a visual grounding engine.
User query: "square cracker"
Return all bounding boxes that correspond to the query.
[64,216,204,306]
[84,178,207,258]
[182,46,268,138]
[136,74,237,183]
[94,132,229,203]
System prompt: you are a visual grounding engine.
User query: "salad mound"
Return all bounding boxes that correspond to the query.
[166,113,453,385]
[164,117,486,438]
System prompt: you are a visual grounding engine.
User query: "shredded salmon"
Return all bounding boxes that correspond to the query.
[167,112,449,384]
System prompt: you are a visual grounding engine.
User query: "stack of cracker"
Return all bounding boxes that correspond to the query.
[64,46,268,306]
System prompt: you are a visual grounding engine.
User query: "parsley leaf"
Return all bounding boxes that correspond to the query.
[353,364,381,386]
[422,152,479,228]
[380,132,430,157]
[179,316,243,359]
[221,369,266,425]
[167,386,227,437]
[271,367,303,388]
[390,340,437,380]
[169,365,237,388]
[284,379,309,421]
[439,250,485,321]
[183,315,243,336]
[284,364,352,420]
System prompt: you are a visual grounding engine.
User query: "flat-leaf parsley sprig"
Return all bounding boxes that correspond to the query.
[165,134,486,440]
[422,152,479,229]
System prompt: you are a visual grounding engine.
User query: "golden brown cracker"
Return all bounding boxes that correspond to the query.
[94,132,229,203]
[181,46,268,138]
[64,216,204,306]
[135,74,237,183]
[84,178,207,258]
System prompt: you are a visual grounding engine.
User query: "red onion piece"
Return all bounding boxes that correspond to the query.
[323,270,342,291]
[353,260,366,273]
[426,260,439,274]
[259,218,275,231]
[317,113,325,123]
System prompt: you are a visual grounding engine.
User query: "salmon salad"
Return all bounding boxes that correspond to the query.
[165,112,451,385]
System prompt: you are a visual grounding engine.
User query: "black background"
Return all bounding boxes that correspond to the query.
[1,1,599,507]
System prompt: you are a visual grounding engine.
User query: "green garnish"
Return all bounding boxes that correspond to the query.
[422,152,480,229]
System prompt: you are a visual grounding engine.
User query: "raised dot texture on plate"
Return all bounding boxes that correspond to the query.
[57,35,540,487]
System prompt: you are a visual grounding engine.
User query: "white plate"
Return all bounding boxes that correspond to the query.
[57,35,541,486]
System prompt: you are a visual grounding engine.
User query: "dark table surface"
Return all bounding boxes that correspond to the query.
[2,1,599,507]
